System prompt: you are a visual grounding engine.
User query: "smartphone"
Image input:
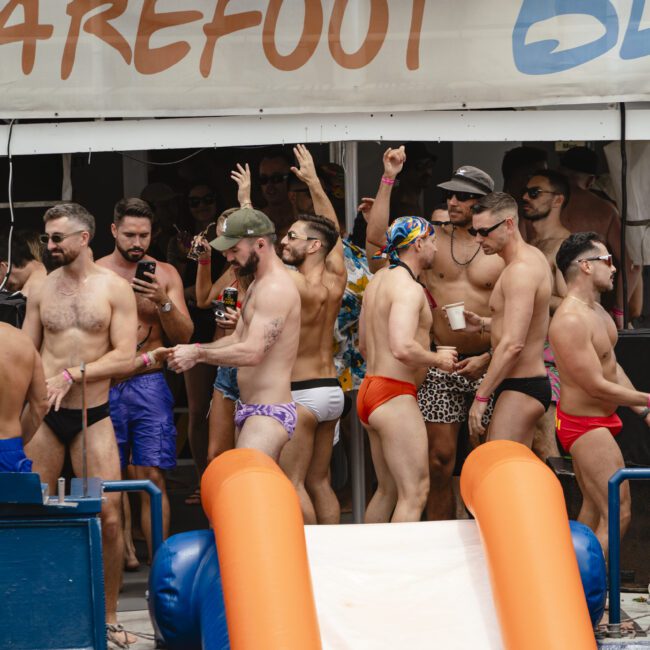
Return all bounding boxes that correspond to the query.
[135,260,156,283]
[211,300,227,321]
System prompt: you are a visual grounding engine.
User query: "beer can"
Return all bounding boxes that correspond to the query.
[223,287,238,310]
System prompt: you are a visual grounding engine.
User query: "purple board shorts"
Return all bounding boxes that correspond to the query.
[109,372,177,470]
[0,437,32,473]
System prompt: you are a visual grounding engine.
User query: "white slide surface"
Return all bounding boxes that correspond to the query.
[305,520,504,650]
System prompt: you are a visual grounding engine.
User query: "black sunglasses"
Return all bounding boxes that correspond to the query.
[39,230,85,244]
[259,173,289,186]
[523,187,559,199]
[444,190,482,202]
[188,193,216,208]
[468,219,506,238]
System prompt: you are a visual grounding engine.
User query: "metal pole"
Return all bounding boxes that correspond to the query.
[80,361,88,497]
[608,467,650,632]
[103,479,164,557]
[348,390,366,524]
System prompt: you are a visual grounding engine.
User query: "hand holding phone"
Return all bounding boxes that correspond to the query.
[135,260,157,283]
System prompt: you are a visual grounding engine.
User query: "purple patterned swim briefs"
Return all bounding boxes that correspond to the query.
[234,401,298,439]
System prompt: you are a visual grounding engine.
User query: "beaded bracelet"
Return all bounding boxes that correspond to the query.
[381,176,395,186]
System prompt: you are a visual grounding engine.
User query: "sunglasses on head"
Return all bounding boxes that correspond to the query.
[287,230,319,241]
[259,173,289,185]
[39,230,85,244]
[188,193,216,208]
[444,190,482,202]
[523,187,558,199]
[576,254,613,267]
[468,219,506,238]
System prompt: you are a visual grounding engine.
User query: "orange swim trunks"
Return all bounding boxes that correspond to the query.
[555,403,623,453]
[356,375,418,425]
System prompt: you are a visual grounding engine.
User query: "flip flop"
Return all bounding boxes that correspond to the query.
[106,623,137,649]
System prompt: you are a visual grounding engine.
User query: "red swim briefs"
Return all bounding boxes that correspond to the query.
[555,403,623,453]
[356,375,418,425]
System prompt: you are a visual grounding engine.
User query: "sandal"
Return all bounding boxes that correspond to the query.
[106,623,137,649]
[184,487,201,505]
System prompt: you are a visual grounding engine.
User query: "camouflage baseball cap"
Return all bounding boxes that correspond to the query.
[209,207,275,251]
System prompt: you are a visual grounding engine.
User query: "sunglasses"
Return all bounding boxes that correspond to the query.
[468,219,506,238]
[287,230,319,241]
[576,254,613,267]
[259,173,289,186]
[188,193,216,208]
[39,230,85,244]
[444,190,482,202]
[523,187,559,199]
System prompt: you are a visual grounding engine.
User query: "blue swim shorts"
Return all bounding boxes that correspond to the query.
[109,372,177,470]
[0,437,33,473]
[213,366,240,402]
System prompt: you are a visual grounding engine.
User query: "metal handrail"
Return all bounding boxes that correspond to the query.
[607,467,650,633]
[103,479,163,557]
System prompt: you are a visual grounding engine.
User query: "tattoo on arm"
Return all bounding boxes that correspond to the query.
[263,318,284,352]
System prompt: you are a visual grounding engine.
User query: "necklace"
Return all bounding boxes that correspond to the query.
[390,259,437,310]
[567,295,594,309]
[450,227,481,266]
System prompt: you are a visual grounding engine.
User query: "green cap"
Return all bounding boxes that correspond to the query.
[209,207,275,251]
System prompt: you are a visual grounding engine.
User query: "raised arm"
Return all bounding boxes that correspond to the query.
[291,144,345,276]
[366,146,405,273]
[21,343,48,444]
[231,163,253,208]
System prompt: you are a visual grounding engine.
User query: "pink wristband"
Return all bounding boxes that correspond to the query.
[141,352,151,367]
[62,368,74,384]
[381,176,395,186]
[198,258,210,266]
[612,307,624,316]
[475,394,490,403]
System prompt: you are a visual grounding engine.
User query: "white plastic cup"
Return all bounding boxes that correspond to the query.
[445,302,466,330]
[436,345,457,353]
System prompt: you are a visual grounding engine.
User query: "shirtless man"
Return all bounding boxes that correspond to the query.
[466,193,553,448]
[360,217,456,523]
[559,147,636,327]
[97,198,193,556]
[22,203,138,647]
[366,150,504,521]
[277,144,347,524]
[167,207,301,462]
[550,232,650,554]
[522,169,571,460]
[0,231,47,298]
[0,323,47,472]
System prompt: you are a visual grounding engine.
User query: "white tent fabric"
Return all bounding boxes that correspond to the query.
[304,520,503,650]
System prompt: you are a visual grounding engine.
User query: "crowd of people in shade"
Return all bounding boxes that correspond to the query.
[0,142,648,647]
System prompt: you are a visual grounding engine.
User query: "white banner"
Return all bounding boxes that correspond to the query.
[1,0,649,118]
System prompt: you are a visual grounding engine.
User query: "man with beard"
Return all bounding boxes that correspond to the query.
[360,217,456,523]
[521,170,571,460]
[465,193,553,449]
[166,207,301,462]
[366,150,504,521]
[97,198,193,558]
[550,232,650,554]
[277,144,347,524]
[22,203,138,648]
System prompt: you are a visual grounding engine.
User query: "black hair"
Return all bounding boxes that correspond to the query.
[260,146,293,168]
[501,146,548,182]
[43,203,96,241]
[296,213,339,255]
[529,169,571,208]
[0,230,39,267]
[113,197,154,224]
[556,231,607,279]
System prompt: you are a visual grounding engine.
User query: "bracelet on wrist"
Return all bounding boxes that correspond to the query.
[381,176,395,186]
[62,368,74,384]
[475,394,490,403]
[241,202,252,208]
[198,258,211,266]
[612,307,624,317]
[141,352,154,367]
[639,406,650,420]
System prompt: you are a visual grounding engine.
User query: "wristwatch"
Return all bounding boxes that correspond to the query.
[159,301,172,313]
